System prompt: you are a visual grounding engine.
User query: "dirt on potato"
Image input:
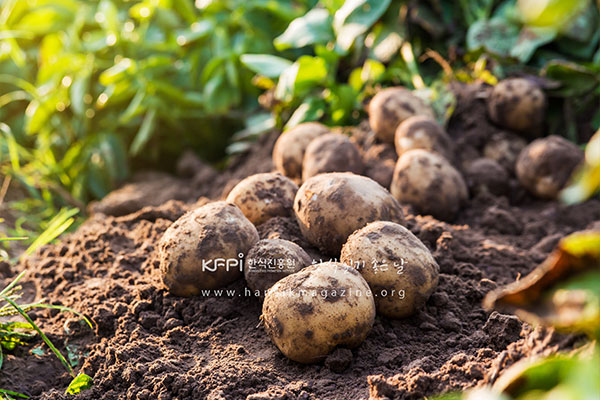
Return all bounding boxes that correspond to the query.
[1,82,599,400]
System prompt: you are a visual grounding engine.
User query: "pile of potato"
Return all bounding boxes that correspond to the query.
[156,79,584,364]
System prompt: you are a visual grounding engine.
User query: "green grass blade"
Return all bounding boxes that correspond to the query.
[25,304,93,330]
[0,271,26,297]
[25,208,79,256]
[0,389,29,399]
[1,296,74,377]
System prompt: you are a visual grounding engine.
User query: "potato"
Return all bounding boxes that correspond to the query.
[390,149,468,221]
[464,158,509,197]
[272,122,331,180]
[394,115,454,161]
[158,201,259,296]
[225,173,298,225]
[363,143,397,189]
[487,78,546,137]
[294,172,404,255]
[369,87,435,144]
[341,221,439,318]
[516,135,584,199]
[244,238,312,296]
[302,133,365,181]
[262,262,375,363]
[483,131,527,173]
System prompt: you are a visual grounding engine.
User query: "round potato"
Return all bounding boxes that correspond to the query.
[294,172,404,255]
[302,133,365,181]
[464,158,509,197]
[390,149,468,221]
[487,78,546,137]
[483,131,527,173]
[262,262,375,363]
[516,135,584,199]
[158,201,259,296]
[394,115,454,161]
[272,122,331,180]
[245,238,312,296]
[225,173,298,225]
[341,221,439,318]
[369,87,435,144]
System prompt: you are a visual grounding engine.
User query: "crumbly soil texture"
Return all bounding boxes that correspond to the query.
[1,83,599,400]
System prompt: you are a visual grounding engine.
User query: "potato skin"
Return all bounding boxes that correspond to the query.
[464,158,509,196]
[516,135,584,199]
[302,133,365,181]
[244,238,312,295]
[369,87,435,144]
[390,149,468,221]
[483,131,527,173]
[262,262,375,363]
[487,78,546,137]
[158,201,259,296]
[394,115,454,161]
[225,173,298,225]
[363,143,397,189]
[294,172,404,255]
[341,221,439,318]
[273,122,331,180]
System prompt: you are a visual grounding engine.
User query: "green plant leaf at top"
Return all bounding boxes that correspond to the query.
[467,17,520,57]
[333,0,392,52]
[274,8,334,51]
[240,54,293,78]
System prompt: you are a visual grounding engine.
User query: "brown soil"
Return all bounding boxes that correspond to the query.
[1,83,599,399]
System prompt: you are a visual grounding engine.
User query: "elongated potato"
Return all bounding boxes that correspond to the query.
[341,221,439,318]
[294,172,404,255]
[226,173,298,225]
[262,262,375,363]
[158,201,259,296]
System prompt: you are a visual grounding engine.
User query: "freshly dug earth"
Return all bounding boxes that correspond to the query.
[1,83,599,400]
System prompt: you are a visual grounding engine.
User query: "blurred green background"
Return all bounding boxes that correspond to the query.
[0,0,599,246]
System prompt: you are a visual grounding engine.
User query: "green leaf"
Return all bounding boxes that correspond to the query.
[130,108,157,156]
[99,59,136,86]
[274,8,334,50]
[65,373,93,395]
[510,26,557,62]
[26,208,79,255]
[542,60,599,96]
[333,0,391,52]
[467,17,520,57]
[240,54,293,78]
[0,389,29,399]
[285,96,326,129]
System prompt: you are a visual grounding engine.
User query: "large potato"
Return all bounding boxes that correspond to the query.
[516,135,584,199]
[302,133,364,181]
[390,149,468,221]
[158,201,259,296]
[244,238,312,296]
[225,173,298,225]
[341,221,439,318]
[394,115,454,161]
[487,78,546,137]
[294,172,404,255]
[262,262,375,363]
[272,122,331,180]
[369,87,434,144]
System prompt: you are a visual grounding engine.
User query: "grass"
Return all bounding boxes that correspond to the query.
[0,234,93,396]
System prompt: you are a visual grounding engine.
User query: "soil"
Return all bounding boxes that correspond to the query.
[1,82,599,400]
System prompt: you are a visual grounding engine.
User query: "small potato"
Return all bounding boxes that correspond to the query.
[483,131,527,173]
[363,143,397,189]
[341,221,439,318]
[394,115,454,161]
[464,158,510,197]
[390,149,468,221]
[487,78,546,137]
[244,239,312,296]
[262,262,375,363]
[273,122,331,180]
[294,172,404,255]
[369,87,435,144]
[225,173,298,225]
[302,133,365,181]
[516,135,584,199]
[158,201,259,296]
